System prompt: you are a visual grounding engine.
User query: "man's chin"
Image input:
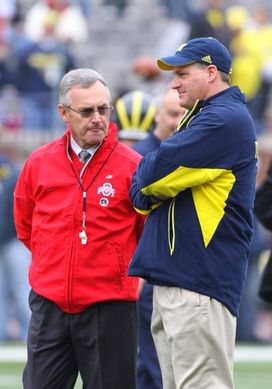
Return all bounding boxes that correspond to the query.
[84,134,104,147]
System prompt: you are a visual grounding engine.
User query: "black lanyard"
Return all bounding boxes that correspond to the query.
[70,144,117,245]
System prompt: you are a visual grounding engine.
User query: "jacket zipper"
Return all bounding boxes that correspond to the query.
[65,137,118,311]
[168,198,176,256]
[67,240,75,312]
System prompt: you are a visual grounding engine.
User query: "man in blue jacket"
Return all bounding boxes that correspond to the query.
[128,37,258,389]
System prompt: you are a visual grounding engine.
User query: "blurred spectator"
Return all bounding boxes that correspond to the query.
[188,0,233,48]
[132,0,234,89]
[0,14,11,89]
[256,104,272,186]
[0,0,28,131]
[0,148,30,341]
[24,0,88,45]
[133,88,186,155]
[254,158,272,342]
[226,5,268,134]
[114,90,156,147]
[159,0,192,22]
[102,0,128,18]
[76,0,92,20]
[0,0,17,24]
[133,88,186,389]
[115,87,186,388]
[132,20,189,96]
[251,5,272,133]
[0,86,22,131]
[231,11,272,336]
[251,107,272,342]
[13,12,76,131]
[236,215,266,342]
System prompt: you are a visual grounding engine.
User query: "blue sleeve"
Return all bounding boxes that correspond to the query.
[130,109,256,212]
[130,154,163,214]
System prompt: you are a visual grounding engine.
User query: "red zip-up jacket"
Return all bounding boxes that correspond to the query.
[14,123,144,313]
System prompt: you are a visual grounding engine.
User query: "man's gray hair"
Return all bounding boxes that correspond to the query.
[59,68,111,106]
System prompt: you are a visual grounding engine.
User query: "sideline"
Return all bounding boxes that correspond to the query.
[0,344,26,362]
[234,344,272,362]
[0,343,272,363]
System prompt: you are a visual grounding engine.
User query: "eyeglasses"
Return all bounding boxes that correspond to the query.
[66,105,113,118]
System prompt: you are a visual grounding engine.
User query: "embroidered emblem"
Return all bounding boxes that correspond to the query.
[201,55,212,63]
[100,198,109,207]
[97,182,115,197]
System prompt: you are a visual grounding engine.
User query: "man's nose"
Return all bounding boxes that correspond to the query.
[90,110,101,121]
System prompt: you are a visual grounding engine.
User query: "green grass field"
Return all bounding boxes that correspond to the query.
[234,362,272,389]
[0,361,83,388]
[1,344,272,388]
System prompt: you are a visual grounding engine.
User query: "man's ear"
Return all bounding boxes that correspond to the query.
[207,64,217,81]
[58,104,69,122]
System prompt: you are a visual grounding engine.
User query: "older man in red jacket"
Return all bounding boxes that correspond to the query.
[14,68,144,389]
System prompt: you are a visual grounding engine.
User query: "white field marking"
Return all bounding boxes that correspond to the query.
[0,345,272,363]
[234,345,272,362]
[0,346,26,362]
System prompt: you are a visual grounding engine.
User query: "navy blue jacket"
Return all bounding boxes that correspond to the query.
[128,86,257,316]
[133,132,161,156]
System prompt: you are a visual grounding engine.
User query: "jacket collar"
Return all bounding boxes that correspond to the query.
[177,86,245,132]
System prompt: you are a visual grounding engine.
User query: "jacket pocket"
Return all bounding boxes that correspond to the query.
[168,198,176,255]
[32,233,63,271]
[106,241,127,291]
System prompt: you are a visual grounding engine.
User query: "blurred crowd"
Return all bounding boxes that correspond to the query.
[1,0,272,344]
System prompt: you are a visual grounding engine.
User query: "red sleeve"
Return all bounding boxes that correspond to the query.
[13,165,34,250]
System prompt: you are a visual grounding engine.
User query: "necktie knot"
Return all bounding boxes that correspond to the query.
[79,149,90,163]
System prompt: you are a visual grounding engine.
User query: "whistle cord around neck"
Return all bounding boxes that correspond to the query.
[71,144,117,225]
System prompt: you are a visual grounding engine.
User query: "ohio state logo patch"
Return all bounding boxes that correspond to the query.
[97,182,115,197]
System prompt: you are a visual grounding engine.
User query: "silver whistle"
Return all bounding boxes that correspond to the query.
[79,230,88,245]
